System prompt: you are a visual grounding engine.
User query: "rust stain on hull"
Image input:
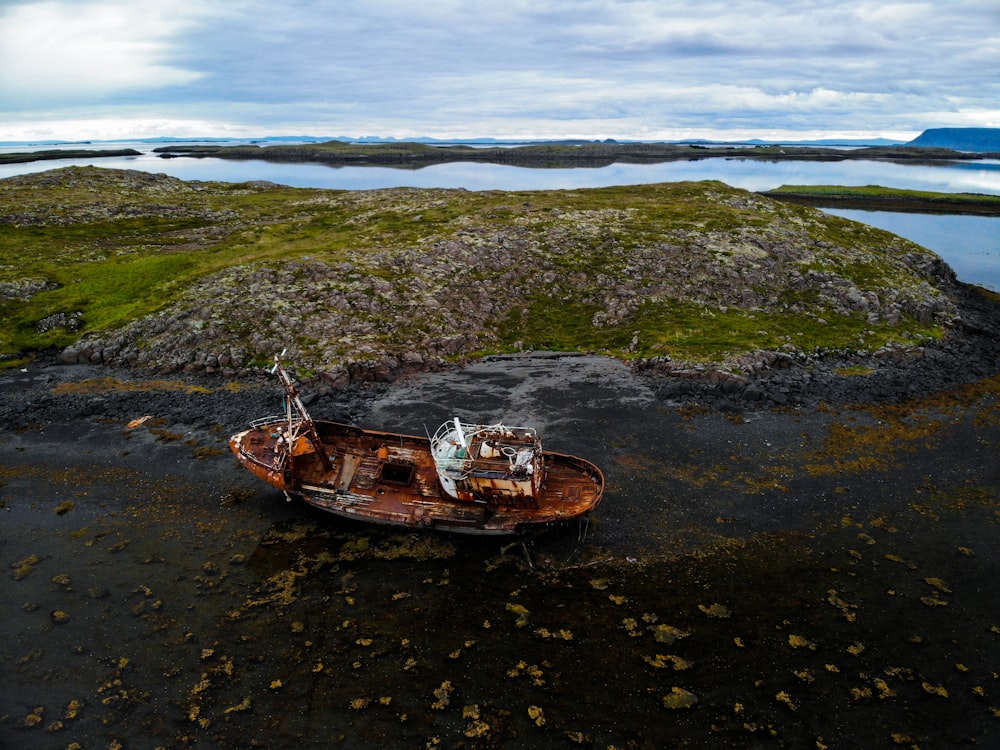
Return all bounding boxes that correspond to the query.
[229,359,604,535]
[230,420,604,535]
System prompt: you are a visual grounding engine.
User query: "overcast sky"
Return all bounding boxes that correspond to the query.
[1,0,998,143]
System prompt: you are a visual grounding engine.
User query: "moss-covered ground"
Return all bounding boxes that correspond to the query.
[1,168,955,372]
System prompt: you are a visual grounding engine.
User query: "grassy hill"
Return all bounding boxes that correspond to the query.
[0,167,961,376]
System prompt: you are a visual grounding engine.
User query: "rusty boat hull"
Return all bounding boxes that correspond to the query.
[230,418,605,536]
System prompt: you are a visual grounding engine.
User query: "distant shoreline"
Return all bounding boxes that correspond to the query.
[6,140,1000,170]
[761,185,1000,216]
[0,147,141,164]
[6,141,999,215]
[149,140,1000,169]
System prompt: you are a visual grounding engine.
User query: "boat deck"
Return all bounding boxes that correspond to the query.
[232,418,603,534]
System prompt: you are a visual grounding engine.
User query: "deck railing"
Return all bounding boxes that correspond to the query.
[248,415,305,431]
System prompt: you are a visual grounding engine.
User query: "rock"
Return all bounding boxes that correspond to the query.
[767,390,789,405]
[719,374,748,395]
[320,369,351,389]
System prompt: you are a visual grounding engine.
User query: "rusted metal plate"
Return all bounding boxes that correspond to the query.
[231,359,603,535]
[231,419,603,535]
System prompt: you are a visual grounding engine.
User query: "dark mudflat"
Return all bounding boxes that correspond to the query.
[1,352,997,747]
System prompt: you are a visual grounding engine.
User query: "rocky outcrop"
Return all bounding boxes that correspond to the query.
[634,283,1000,407]
[57,206,962,384]
[2,168,988,398]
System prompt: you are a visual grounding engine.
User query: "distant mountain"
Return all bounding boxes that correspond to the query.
[907,128,1000,152]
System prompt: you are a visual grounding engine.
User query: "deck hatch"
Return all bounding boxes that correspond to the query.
[379,460,416,486]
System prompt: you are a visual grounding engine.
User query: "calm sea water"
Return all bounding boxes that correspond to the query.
[2,143,998,290]
[825,210,999,291]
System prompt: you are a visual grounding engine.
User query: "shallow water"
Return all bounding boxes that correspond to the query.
[825,209,1000,291]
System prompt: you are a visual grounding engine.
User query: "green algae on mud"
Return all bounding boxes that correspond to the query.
[2,485,997,748]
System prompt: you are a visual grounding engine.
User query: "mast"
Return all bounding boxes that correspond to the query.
[271,353,332,471]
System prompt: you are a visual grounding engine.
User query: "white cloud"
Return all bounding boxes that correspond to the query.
[0,0,209,104]
[0,0,997,141]
[0,116,255,143]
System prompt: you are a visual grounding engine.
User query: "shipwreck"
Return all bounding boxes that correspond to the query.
[229,357,604,535]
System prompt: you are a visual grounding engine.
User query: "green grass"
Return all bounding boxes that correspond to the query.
[768,184,1000,206]
[0,169,957,365]
[2,254,198,351]
[500,296,939,361]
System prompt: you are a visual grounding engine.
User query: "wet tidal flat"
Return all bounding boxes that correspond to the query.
[2,357,999,748]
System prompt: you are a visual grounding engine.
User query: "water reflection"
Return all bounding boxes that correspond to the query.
[2,145,998,288]
[2,144,999,195]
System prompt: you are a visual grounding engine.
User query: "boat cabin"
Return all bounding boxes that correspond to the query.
[431,419,544,507]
